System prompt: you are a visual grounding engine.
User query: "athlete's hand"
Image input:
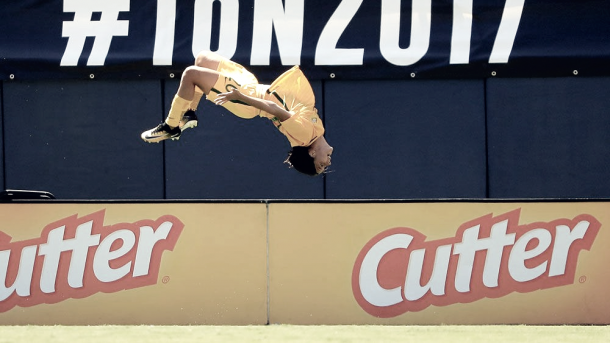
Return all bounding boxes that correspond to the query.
[214,88,242,106]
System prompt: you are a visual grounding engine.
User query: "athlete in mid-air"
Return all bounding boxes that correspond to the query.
[141,51,333,176]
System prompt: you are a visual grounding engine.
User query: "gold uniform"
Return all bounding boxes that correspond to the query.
[205,59,325,147]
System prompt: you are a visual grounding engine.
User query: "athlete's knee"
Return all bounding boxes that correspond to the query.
[181,65,219,93]
[195,51,222,69]
[181,66,197,80]
[181,66,204,86]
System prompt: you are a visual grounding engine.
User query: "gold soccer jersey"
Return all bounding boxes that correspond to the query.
[264,66,325,147]
[207,60,325,147]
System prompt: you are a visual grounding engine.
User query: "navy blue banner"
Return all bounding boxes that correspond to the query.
[1,0,610,81]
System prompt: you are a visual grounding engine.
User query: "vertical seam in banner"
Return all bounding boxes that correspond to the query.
[483,78,490,198]
[265,201,270,324]
[321,80,327,199]
[160,79,168,199]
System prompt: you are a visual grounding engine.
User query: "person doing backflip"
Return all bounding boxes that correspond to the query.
[141,51,333,175]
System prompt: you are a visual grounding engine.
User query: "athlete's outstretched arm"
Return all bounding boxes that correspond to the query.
[214,89,293,122]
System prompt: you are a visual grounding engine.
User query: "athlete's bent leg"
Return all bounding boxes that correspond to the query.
[141,65,221,143]
[141,52,226,143]
[166,66,220,128]
[180,52,225,133]
[187,51,223,111]
[176,66,220,101]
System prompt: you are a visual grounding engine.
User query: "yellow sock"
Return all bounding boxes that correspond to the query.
[165,95,191,127]
[189,87,204,111]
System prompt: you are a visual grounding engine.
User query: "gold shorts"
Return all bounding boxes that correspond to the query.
[206,59,267,119]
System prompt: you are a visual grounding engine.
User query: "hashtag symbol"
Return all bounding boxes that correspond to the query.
[61,0,130,66]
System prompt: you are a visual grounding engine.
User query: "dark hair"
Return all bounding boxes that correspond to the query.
[285,146,317,176]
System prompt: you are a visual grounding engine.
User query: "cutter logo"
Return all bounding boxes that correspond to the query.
[0,210,183,312]
[352,209,600,318]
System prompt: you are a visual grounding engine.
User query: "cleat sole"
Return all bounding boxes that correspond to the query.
[142,135,180,143]
[181,120,198,131]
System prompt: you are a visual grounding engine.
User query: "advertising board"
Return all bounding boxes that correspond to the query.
[0,203,268,325]
[269,202,609,324]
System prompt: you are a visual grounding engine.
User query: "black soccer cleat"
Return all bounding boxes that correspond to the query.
[141,122,181,143]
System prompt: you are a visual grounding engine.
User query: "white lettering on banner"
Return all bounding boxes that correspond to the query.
[61,0,130,66]
[0,210,183,313]
[315,0,364,66]
[352,209,600,317]
[489,0,526,63]
[451,0,525,64]
[450,0,473,64]
[192,0,240,60]
[61,0,524,67]
[379,0,431,66]
[153,0,177,65]
[251,0,304,66]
